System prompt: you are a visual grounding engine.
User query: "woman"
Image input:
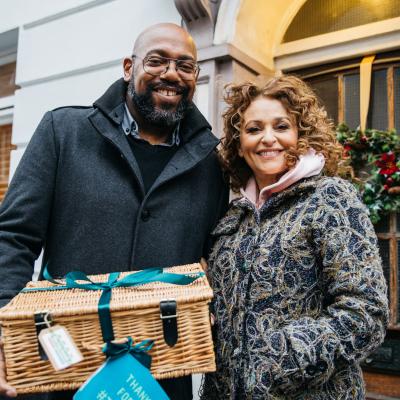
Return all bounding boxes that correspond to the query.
[201,76,388,399]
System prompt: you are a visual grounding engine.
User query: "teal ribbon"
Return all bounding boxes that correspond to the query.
[23,267,204,343]
[102,337,153,369]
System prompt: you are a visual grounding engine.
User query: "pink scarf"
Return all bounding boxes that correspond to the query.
[240,149,325,209]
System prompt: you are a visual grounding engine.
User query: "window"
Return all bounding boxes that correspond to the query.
[295,52,400,328]
[0,61,17,202]
[0,124,12,202]
[283,0,400,43]
[297,51,400,130]
[0,62,17,98]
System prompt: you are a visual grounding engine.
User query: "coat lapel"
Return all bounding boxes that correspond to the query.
[88,107,145,196]
[90,78,219,197]
[149,130,219,193]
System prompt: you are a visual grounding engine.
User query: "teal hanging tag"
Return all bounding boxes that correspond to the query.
[73,353,169,400]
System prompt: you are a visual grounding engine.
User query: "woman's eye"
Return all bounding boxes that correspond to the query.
[276,125,289,131]
[246,127,260,134]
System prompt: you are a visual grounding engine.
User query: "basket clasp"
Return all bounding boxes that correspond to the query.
[159,299,178,347]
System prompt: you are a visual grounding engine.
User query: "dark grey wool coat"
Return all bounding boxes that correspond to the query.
[0,78,228,400]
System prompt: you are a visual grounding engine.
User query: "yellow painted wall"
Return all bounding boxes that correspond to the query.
[232,0,307,71]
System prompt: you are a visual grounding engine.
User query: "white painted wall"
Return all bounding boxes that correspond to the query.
[12,64,121,147]
[16,0,181,85]
[6,0,181,176]
[0,0,96,33]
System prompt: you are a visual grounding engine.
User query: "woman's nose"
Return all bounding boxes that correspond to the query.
[261,128,277,144]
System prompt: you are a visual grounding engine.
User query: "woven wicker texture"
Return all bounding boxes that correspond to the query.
[0,263,215,394]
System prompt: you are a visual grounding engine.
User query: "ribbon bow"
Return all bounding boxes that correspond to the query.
[102,337,154,369]
[24,266,204,343]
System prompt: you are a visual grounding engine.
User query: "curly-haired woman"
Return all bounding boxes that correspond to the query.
[201,76,388,399]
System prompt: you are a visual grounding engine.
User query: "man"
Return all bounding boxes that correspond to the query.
[0,23,228,400]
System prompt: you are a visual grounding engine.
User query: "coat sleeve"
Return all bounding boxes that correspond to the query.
[202,154,230,259]
[0,112,58,307]
[251,179,389,396]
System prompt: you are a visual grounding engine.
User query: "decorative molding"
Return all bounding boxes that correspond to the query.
[23,0,116,30]
[0,95,15,111]
[16,58,121,88]
[0,28,18,66]
[0,51,17,67]
[276,17,400,58]
[175,0,212,23]
[0,95,14,132]
[197,43,273,76]
[0,105,14,126]
[275,29,400,71]
[213,0,240,45]
[175,0,222,48]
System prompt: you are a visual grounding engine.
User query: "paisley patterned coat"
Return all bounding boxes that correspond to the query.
[201,176,389,400]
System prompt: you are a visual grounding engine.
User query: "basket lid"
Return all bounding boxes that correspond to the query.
[0,264,212,320]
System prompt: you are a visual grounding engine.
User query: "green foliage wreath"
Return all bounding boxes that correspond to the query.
[336,124,400,223]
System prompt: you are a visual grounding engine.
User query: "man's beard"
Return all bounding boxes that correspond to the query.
[127,76,192,128]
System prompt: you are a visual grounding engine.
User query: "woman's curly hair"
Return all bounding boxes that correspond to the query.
[221,75,351,192]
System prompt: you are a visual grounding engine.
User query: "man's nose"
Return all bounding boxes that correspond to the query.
[160,61,180,81]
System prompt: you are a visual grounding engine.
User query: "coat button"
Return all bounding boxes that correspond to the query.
[141,209,150,221]
[316,360,328,372]
[305,365,317,376]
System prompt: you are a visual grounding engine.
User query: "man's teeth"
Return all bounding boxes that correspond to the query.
[157,89,178,96]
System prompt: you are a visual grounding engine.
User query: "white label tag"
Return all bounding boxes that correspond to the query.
[38,325,83,370]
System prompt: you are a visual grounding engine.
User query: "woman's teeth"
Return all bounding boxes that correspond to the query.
[258,151,281,157]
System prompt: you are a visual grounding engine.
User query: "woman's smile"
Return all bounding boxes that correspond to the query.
[239,96,298,189]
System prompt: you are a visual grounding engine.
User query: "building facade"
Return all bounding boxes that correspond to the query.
[0,0,399,398]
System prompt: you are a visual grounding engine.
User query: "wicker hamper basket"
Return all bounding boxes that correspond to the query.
[0,263,215,394]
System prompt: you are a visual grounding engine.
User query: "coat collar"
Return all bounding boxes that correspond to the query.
[212,175,323,237]
[92,78,212,142]
[241,175,321,214]
[89,78,219,196]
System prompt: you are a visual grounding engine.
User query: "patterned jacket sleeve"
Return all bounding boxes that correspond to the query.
[253,179,389,396]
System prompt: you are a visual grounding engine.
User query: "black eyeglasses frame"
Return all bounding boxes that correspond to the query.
[132,54,200,81]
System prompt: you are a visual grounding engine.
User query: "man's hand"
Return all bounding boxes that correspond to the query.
[200,257,208,273]
[0,341,16,398]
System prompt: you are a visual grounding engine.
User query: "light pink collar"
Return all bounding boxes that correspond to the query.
[240,149,325,209]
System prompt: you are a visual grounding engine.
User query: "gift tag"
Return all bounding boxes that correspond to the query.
[38,325,83,370]
[74,352,169,400]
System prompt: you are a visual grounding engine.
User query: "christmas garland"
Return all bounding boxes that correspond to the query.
[336,124,400,224]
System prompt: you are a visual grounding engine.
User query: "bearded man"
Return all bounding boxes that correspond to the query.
[0,23,228,400]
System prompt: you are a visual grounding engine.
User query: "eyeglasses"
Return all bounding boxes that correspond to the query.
[132,54,200,81]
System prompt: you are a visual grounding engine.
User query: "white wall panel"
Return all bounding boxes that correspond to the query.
[12,63,121,145]
[16,0,180,85]
[0,0,95,34]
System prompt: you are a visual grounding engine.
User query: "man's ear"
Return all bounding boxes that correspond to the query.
[123,57,133,82]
